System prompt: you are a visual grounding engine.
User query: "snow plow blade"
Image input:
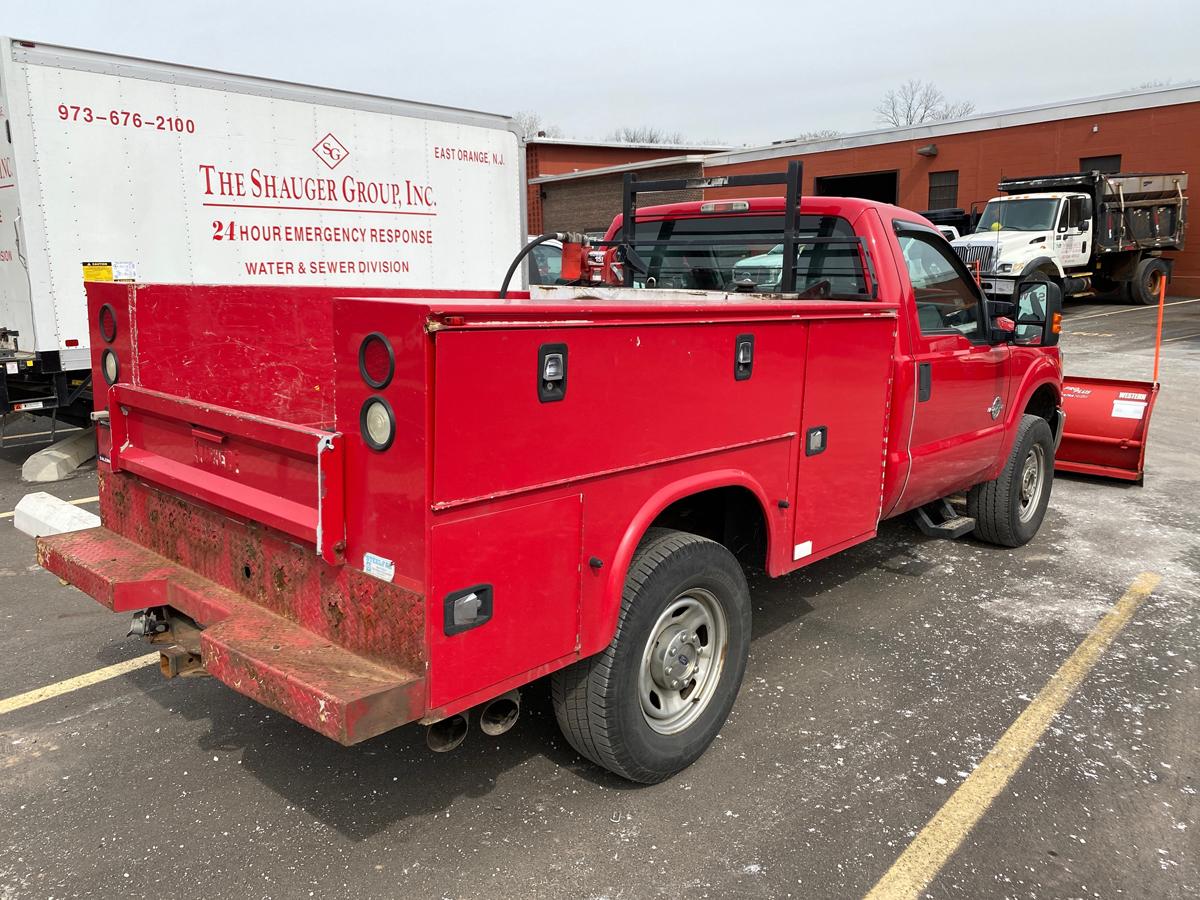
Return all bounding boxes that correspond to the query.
[1055,376,1159,483]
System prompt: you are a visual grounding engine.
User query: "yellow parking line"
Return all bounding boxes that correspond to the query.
[0,651,161,716]
[864,571,1162,900]
[0,494,100,519]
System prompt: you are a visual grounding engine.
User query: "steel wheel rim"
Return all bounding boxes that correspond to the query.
[638,587,728,735]
[1147,269,1161,298]
[1018,443,1046,523]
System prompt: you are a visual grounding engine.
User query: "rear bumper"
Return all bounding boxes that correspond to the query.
[38,526,424,744]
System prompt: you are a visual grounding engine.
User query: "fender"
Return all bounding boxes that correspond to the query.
[582,469,776,659]
[992,357,1063,479]
[1020,255,1065,279]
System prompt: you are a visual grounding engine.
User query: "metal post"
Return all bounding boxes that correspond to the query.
[781,160,803,293]
[621,172,636,288]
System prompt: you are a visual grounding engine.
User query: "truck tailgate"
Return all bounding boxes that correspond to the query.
[106,383,345,564]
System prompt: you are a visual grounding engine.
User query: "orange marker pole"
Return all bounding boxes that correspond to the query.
[1153,272,1166,383]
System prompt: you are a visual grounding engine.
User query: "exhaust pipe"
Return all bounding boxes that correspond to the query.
[426,713,469,753]
[479,690,521,737]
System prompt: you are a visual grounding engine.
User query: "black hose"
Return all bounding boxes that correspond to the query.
[498,233,566,299]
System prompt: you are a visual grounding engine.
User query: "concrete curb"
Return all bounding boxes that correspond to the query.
[21,427,97,483]
[14,492,101,538]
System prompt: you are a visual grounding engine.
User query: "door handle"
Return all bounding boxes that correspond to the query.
[917,362,931,402]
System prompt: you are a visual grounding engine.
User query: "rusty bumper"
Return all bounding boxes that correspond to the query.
[38,527,424,745]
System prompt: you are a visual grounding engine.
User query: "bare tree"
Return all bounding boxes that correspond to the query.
[512,110,563,140]
[605,125,685,144]
[795,129,842,141]
[875,80,975,127]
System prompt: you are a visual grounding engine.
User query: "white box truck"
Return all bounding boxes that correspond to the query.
[0,37,524,424]
[951,171,1187,305]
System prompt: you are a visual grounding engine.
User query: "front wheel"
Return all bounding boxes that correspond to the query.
[968,414,1055,547]
[551,528,751,783]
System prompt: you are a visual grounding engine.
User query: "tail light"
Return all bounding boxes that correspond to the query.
[101,349,119,384]
[360,397,395,451]
[358,333,394,389]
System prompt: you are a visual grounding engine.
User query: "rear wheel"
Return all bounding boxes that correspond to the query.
[1132,257,1168,305]
[551,528,751,783]
[968,414,1055,547]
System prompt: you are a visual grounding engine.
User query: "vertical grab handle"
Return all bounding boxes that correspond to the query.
[917,362,932,402]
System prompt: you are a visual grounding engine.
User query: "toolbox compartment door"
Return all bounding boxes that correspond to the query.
[790,318,895,561]
[428,494,582,709]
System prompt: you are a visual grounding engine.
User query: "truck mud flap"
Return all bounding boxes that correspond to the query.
[1055,376,1159,483]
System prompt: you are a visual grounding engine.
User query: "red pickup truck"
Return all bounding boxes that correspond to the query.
[38,193,1063,784]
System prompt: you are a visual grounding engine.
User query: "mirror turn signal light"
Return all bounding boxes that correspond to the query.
[1051,312,1063,334]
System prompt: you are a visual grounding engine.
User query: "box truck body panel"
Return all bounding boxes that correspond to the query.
[0,38,523,416]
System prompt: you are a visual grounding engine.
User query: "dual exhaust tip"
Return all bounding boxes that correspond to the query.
[426,689,520,752]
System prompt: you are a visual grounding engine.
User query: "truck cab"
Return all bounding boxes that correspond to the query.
[952,192,1093,297]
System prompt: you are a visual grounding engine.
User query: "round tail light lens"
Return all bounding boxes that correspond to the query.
[97,304,117,343]
[101,349,119,385]
[360,397,395,451]
[359,332,394,389]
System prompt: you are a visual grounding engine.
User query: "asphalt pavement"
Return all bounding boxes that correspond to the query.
[0,297,1196,899]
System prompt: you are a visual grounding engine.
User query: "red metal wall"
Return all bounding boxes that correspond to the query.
[704,103,1200,290]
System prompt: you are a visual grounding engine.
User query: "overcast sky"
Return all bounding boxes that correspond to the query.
[5,0,1198,145]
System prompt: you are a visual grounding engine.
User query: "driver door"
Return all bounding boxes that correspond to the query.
[895,223,1010,508]
[1056,196,1091,267]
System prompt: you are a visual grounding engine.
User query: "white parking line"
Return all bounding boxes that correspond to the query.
[0,652,161,717]
[0,494,99,519]
[1066,298,1200,322]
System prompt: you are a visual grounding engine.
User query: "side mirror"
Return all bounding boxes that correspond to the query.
[1012,277,1063,348]
[1077,219,1090,232]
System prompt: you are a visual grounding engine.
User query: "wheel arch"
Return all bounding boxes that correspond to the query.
[1021,256,1065,280]
[588,471,774,658]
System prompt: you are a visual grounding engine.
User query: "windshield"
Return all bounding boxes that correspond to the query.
[974,198,1059,233]
[622,215,868,298]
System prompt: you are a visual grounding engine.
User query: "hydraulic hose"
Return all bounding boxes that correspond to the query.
[499,232,575,298]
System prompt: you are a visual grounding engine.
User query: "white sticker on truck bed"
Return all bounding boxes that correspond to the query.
[362,552,395,583]
[1111,399,1147,420]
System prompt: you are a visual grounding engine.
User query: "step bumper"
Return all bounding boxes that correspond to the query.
[37,527,424,745]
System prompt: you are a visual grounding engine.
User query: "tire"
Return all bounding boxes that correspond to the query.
[551,528,751,783]
[968,414,1055,547]
[1132,257,1168,306]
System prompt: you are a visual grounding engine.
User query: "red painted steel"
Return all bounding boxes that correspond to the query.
[38,194,1065,745]
[1056,378,1159,482]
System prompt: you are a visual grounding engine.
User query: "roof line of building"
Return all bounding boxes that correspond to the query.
[530,154,712,185]
[525,136,733,152]
[704,81,1200,166]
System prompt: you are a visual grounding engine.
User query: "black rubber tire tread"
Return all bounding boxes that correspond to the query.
[551,527,750,783]
[1132,257,1168,306]
[967,414,1054,547]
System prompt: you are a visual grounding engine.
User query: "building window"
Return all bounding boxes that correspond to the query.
[1080,154,1121,174]
[927,170,959,210]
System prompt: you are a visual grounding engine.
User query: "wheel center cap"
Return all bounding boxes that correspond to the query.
[650,625,700,689]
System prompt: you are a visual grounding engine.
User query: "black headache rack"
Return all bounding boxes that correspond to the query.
[602,161,879,299]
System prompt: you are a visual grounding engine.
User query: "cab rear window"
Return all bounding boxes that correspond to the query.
[621,214,869,298]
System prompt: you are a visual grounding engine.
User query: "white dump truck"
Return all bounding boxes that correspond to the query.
[952,171,1187,304]
[0,37,524,425]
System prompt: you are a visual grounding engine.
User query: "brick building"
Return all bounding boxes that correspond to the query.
[532,83,1200,289]
[525,138,728,233]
